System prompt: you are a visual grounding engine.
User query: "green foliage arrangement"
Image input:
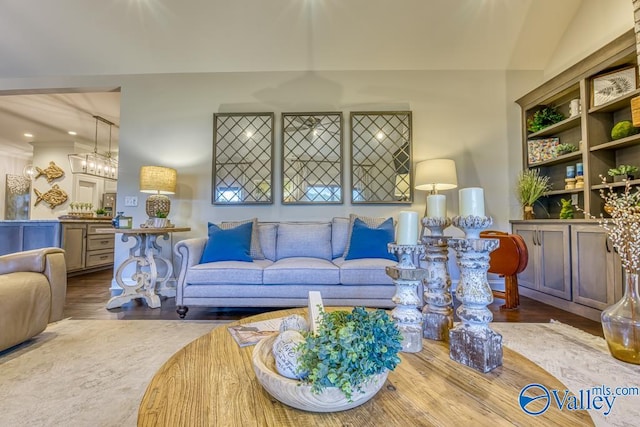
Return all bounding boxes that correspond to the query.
[95,208,107,215]
[296,307,402,400]
[516,169,551,207]
[527,105,565,133]
[555,143,578,156]
[608,165,639,178]
[155,211,168,218]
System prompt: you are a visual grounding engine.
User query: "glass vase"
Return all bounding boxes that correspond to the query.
[601,271,640,364]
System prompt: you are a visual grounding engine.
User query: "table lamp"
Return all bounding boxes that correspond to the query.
[414,159,458,218]
[140,166,177,218]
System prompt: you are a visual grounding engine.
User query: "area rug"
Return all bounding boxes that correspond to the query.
[492,321,640,427]
[0,320,638,427]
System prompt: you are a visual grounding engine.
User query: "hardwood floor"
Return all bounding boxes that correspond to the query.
[64,269,605,337]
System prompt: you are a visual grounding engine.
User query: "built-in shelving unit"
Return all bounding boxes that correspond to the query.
[516,29,639,219]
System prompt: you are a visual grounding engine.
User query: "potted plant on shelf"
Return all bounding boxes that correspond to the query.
[153,211,168,228]
[608,165,639,183]
[555,143,578,156]
[527,105,565,133]
[516,169,551,220]
[95,208,108,218]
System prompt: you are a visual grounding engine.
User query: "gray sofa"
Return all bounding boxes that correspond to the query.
[174,217,399,318]
[0,247,67,352]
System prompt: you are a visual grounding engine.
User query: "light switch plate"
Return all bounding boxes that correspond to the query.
[124,196,138,207]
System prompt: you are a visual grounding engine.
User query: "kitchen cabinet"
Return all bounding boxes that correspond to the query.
[61,220,114,274]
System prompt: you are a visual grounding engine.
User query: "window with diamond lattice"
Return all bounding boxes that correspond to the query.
[350,111,412,204]
[212,113,274,204]
[282,112,343,204]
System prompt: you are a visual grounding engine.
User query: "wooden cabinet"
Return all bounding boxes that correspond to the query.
[512,220,625,321]
[61,220,114,274]
[512,223,571,300]
[516,30,640,219]
[62,223,86,272]
[571,224,622,310]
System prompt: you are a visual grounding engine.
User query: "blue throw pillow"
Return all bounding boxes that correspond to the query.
[344,217,396,261]
[200,221,253,263]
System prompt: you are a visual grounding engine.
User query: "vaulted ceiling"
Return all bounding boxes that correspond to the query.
[0,0,591,158]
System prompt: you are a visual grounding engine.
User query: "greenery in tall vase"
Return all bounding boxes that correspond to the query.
[516,169,551,219]
[579,178,640,364]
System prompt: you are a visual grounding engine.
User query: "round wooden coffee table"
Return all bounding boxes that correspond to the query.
[138,308,593,426]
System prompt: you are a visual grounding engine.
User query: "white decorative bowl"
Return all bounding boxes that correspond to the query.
[252,335,388,412]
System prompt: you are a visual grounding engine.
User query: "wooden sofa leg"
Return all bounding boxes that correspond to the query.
[177,306,189,319]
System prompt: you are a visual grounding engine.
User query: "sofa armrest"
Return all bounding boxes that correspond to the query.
[174,237,207,301]
[0,247,67,322]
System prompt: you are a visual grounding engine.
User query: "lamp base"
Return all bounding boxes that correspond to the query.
[146,195,171,218]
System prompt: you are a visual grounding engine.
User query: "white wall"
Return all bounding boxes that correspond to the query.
[544,0,634,80]
[114,70,518,236]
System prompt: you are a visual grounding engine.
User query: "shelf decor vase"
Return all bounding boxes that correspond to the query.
[601,271,640,365]
[523,205,535,220]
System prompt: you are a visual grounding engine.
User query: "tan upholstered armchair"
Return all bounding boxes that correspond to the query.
[0,247,67,352]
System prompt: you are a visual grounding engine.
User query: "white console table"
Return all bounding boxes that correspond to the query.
[96,227,190,309]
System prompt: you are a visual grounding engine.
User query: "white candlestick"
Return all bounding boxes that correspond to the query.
[427,194,446,218]
[397,211,419,245]
[459,187,485,217]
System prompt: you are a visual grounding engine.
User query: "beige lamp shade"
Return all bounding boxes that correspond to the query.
[414,159,458,192]
[140,166,177,218]
[140,166,177,195]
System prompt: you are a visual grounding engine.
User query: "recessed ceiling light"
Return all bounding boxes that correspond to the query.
[68,131,77,136]
[24,133,33,138]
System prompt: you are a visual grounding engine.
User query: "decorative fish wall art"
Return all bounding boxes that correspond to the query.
[34,184,68,209]
[35,161,65,183]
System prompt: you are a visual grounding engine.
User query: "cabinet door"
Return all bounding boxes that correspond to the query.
[571,225,617,309]
[62,224,86,272]
[538,225,571,300]
[512,224,537,290]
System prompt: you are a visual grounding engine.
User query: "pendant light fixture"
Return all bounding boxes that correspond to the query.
[68,115,118,180]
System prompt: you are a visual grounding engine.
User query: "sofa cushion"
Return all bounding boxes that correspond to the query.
[333,257,396,285]
[258,223,278,261]
[343,214,394,258]
[263,257,340,285]
[220,218,265,260]
[276,222,332,261]
[201,222,253,263]
[344,217,396,261]
[187,259,273,285]
[331,217,349,259]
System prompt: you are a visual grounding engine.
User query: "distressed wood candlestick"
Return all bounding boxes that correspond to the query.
[448,236,501,373]
[386,243,427,353]
[421,217,454,341]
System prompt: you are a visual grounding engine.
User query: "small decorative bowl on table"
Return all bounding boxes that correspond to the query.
[252,335,388,412]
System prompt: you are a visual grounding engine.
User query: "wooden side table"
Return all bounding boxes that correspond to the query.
[96,227,190,309]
